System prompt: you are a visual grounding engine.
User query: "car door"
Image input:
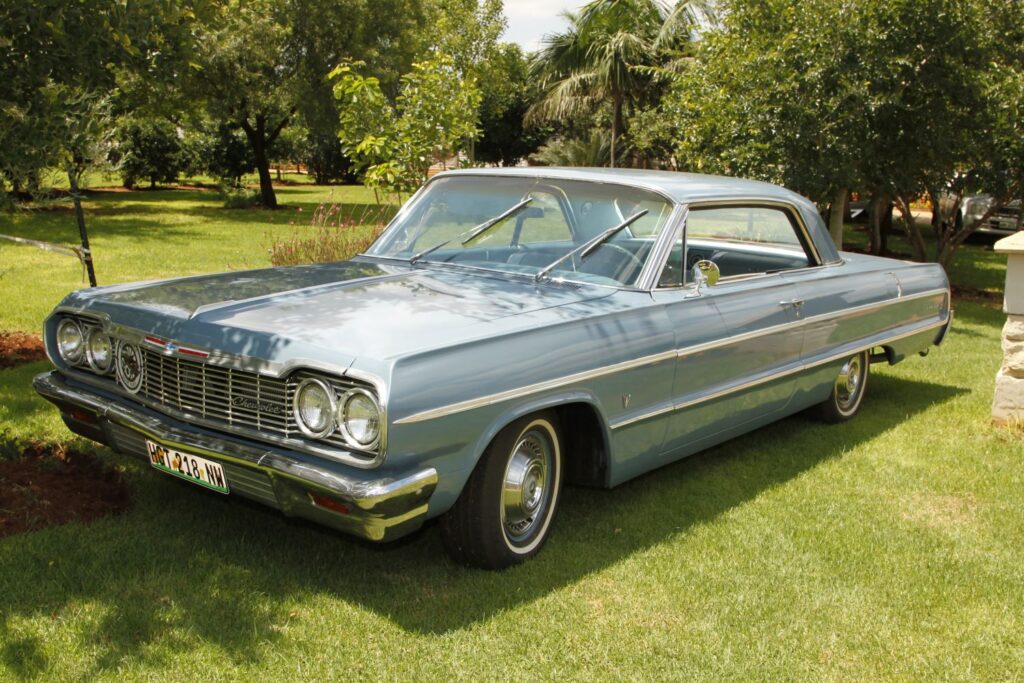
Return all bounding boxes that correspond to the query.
[652,203,818,458]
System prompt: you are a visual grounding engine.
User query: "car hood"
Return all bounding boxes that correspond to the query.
[61,258,615,366]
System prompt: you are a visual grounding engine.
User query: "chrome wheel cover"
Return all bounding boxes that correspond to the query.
[500,424,555,546]
[835,353,865,413]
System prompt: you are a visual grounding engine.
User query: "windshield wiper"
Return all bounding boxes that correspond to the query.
[408,197,533,264]
[534,209,648,282]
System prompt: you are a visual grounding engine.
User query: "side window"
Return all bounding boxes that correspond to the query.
[681,205,813,282]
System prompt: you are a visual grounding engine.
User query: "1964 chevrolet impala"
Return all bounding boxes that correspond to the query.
[34,168,951,568]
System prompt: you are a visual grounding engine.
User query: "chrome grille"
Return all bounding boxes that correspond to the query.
[138,347,296,438]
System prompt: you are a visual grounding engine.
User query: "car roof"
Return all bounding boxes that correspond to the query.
[437,167,806,205]
[435,166,841,264]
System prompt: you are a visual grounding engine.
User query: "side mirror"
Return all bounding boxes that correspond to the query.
[692,259,720,291]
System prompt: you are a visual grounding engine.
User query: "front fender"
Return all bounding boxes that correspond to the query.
[467,389,612,476]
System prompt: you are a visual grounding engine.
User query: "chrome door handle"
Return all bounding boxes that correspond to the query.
[779,298,804,308]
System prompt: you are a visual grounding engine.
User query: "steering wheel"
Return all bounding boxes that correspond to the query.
[577,243,643,283]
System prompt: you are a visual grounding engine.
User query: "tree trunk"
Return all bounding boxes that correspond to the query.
[67,167,97,287]
[929,189,942,232]
[868,192,883,255]
[240,113,292,210]
[896,195,927,262]
[610,93,624,169]
[828,187,846,248]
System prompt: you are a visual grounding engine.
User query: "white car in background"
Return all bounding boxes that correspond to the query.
[952,195,1022,236]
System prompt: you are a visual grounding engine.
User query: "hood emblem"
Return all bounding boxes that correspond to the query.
[144,335,210,358]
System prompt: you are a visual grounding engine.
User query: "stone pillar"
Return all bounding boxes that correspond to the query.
[992,232,1024,426]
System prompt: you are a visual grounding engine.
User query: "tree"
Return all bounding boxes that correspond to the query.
[187,1,295,208]
[646,0,1020,263]
[475,44,549,166]
[111,118,185,189]
[527,0,709,168]
[286,0,427,184]
[334,56,481,195]
[0,0,190,197]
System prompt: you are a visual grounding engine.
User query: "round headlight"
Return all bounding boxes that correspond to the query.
[338,389,381,449]
[115,342,145,393]
[85,328,114,373]
[56,319,85,364]
[293,378,336,438]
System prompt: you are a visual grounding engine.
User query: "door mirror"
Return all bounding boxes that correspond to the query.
[692,259,720,290]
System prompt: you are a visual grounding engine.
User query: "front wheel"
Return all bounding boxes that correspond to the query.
[440,411,563,569]
[812,350,870,422]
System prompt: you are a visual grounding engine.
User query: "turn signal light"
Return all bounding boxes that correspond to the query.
[309,491,350,515]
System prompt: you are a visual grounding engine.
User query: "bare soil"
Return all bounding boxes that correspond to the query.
[0,331,47,369]
[951,285,1002,305]
[0,443,132,538]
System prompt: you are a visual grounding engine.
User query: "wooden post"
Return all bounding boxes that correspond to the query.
[67,169,97,287]
[992,231,1024,425]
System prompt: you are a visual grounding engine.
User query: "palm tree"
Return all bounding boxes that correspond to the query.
[527,0,712,168]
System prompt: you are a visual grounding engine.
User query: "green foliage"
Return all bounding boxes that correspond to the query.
[196,125,257,188]
[333,56,481,194]
[645,0,1024,266]
[219,186,263,210]
[305,133,356,185]
[528,0,710,167]
[0,0,197,196]
[111,118,185,189]
[531,131,611,168]
[475,44,549,166]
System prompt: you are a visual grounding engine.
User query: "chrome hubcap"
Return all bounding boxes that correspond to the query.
[501,428,552,543]
[835,355,863,410]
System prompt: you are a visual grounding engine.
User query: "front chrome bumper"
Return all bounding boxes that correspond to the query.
[33,371,437,542]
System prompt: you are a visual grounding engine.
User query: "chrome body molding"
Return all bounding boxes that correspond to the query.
[394,350,678,425]
[675,287,948,359]
[33,371,435,541]
[609,315,951,430]
[394,288,949,426]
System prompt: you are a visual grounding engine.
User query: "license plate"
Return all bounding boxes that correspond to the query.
[147,440,229,494]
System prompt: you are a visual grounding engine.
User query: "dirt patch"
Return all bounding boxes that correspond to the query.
[0,443,132,538]
[902,493,978,531]
[951,285,1002,305]
[172,183,217,191]
[0,331,47,369]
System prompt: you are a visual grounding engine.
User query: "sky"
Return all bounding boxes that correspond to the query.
[503,0,584,53]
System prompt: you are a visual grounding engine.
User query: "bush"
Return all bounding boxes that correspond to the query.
[219,185,262,209]
[305,133,356,185]
[269,202,387,266]
[110,118,185,189]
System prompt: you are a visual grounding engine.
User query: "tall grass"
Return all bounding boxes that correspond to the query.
[268,201,388,266]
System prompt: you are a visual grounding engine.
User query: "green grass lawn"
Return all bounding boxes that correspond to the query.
[0,185,1022,680]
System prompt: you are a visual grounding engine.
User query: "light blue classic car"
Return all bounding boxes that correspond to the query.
[35,169,952,568]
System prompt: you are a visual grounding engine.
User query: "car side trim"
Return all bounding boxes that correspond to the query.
[610,315,950,429]
[393,287,949,426]
[676,287,948,359]
[393,350,677,425]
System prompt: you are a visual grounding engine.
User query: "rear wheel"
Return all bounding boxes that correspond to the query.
[440,411,562,569]
[813,350,870,422]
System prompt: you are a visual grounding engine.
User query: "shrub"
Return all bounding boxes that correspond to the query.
[269,202,388,266]
[219,185,262,209]
[110,118,184,189]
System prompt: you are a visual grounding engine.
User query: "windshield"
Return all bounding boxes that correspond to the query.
[366,175,676,287]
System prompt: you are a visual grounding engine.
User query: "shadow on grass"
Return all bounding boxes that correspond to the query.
[0,374,965,673]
